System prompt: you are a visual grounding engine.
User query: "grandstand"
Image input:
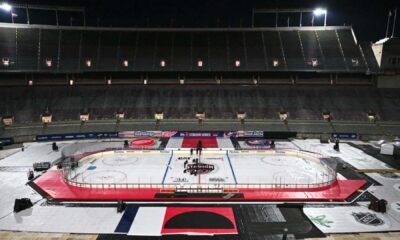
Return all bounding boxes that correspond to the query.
[1,23,396,138]
[0,25,373,73]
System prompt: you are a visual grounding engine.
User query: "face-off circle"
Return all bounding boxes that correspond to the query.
[130,138,156,147]
[82,170,128,184]
[102,155,139,166]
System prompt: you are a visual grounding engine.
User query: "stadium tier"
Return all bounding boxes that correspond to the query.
[1,85,400,123]
[0,24,374,74]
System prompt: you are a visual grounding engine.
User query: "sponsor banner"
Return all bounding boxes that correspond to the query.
[0,137,14,146]
[118,131,177,138]
[224,131,264,138]
[119,131,162,138]
[173,131,225,138]
[36,132,119,142]
[331,133,358,140]
[119,131,266,138]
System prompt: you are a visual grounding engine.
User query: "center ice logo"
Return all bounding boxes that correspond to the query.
[351,212,384,226]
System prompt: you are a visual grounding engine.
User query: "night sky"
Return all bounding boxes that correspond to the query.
[1,0,399,42]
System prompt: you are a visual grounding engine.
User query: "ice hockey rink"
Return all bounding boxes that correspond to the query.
[2,139,397,237]
[67,149,334,186]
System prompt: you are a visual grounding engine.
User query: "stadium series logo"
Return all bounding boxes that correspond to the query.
[351,212,384,226]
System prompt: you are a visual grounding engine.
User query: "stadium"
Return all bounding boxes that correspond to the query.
[0,0,400,239]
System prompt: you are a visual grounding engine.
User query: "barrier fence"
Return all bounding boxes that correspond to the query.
[64,176,337,192]
[61,146,338,192]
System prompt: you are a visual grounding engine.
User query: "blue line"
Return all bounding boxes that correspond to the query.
[226,150,237,184]
[162,150,174,184]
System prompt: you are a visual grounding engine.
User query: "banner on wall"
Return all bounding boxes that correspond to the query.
[331,133,358,140]
[224,131,264,138]
[119,131,265,138]
[119,131,162,138]
[0,138,14,146]
[118,131,177,138]
[173,132,225,138]
[36,132,119,142]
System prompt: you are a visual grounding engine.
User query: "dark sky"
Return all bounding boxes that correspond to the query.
[2,0,399,42]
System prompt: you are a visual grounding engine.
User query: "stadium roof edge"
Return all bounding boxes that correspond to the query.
[0,22,354,32]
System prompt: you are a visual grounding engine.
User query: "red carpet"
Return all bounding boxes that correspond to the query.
[33,170,365,202]
[181,137,218,148]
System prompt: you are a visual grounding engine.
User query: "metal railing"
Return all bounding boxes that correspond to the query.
[62,147,338,192]
[64,177,337,191]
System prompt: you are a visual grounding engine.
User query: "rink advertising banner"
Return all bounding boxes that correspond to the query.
[224,131,264,138]
[118,131,177,138]
[119,131,163,138]
[173,131,225,138]
[331,133,358,140]
[118,131,287,139]
[0,138,14,146]
[36,132,119,142]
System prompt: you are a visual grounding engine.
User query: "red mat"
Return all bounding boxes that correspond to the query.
[33,170,365,202]
[181,137,218,148]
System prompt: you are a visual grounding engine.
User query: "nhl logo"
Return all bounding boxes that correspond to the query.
[351,212,384,226]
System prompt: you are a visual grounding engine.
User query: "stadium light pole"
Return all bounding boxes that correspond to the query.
[313,8,327,27]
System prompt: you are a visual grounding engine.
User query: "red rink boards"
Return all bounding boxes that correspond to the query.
[33,170,365,202]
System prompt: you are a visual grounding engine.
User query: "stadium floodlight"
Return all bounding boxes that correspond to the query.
[160,60,166,67]
[235,60,241,68]
[313,8,328,27]
[313,8,327,16]
[0,3,12,12]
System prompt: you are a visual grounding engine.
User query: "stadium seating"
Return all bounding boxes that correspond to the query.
[1,86,400,123]
[0,26,374,73]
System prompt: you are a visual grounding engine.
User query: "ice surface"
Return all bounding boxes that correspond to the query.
[163,152,235,184]
[229,152,331,185]
[70,151,171,184]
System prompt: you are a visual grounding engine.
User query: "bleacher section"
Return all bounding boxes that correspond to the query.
[317,30,347,70]
[0,25,372,74]
[1,85,400,123]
